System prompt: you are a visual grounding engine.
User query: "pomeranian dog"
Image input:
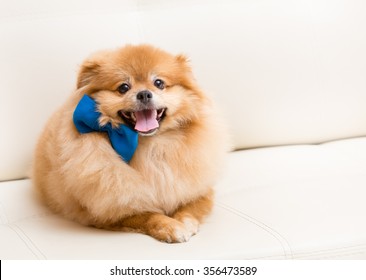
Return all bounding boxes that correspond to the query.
[32,44,226,243]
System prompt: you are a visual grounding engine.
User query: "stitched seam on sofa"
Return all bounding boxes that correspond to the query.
[0,201,9,224]
[0,177,28,183]
[7,224,47,260]
[216,202,293,259]
[216,202,294,259]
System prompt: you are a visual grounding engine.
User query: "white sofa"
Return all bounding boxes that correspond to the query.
[1,0,366,259]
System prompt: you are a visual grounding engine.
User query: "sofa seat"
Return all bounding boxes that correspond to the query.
[1,137,365,260]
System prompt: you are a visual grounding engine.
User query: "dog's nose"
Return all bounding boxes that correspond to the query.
[136,90,153,104]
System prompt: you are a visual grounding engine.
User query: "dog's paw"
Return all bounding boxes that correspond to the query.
[149,219,194,243]
[171,224,194,243]
[181,217,200,236]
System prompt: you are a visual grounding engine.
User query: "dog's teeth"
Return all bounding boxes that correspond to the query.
[121,112,135,120]
[157,109,165,118]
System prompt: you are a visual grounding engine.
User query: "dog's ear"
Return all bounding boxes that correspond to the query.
[175,54,190,65]
[174,54,200,91]
[77,60,100,89]
[175,54,193,74]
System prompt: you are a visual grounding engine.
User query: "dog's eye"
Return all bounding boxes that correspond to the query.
[154,79,165,90]
[117,83,130,94]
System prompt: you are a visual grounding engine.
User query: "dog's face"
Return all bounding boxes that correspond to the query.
[77,45,206,136]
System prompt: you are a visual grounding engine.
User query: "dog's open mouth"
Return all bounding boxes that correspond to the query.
[119,108,166,135]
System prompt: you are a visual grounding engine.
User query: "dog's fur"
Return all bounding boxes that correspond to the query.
[32,44,226,242]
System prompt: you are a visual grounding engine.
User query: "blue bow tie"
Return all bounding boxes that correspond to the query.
[73,94,138,162]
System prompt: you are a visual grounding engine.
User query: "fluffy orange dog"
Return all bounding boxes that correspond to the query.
[32,44,226,243]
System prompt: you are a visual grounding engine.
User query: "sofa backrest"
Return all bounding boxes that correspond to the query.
[1,0,366,181]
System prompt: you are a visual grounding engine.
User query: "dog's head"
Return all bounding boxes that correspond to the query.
[77,44,207,136]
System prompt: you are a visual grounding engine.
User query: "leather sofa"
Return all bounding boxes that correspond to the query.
[1,0,366,259]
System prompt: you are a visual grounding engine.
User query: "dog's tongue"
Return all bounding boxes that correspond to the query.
[134,109,159,132]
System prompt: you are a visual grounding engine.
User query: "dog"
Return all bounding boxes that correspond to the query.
[32,44,226,243]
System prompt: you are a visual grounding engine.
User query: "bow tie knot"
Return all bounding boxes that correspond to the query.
[73,94,138,162]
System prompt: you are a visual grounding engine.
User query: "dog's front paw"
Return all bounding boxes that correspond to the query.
[171,223,195,243]
[181,217,200,236]
[149,218,194,243]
